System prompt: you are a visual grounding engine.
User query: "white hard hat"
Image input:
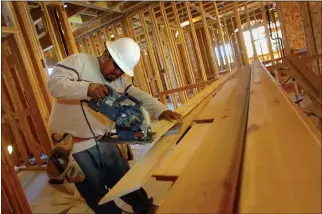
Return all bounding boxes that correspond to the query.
[106,37,140,77]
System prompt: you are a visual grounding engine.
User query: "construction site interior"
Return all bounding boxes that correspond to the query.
[1,1,321,213]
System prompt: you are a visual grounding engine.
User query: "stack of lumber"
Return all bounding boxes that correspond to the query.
[100,60,321,213]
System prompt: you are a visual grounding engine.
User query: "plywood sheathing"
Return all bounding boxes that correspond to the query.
[300,2,321,75]
[277,2,306,55]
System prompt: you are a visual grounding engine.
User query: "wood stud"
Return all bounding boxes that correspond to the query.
[245,3,258,60]
[200,2,220,78]
[139,11,166,104]
[185,2,208,82]
[233,2,249,65]
[213,3,231,72]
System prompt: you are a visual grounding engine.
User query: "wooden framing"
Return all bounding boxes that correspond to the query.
[139,11,166,104]
[150,6,178,107]
[160,2,188,104]
[88,34,98,56]
[231,17,243,67]
[200,2,220,78]
[245,2,258,60]
[233,2,249,65]
[40,2,64,61]
[55,4,78,55]
[185,2,208,82]
[214,2,232,72]
[125,17,151,94]
[171,2,197,92]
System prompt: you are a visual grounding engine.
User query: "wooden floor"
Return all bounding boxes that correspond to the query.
[18,143,172,214]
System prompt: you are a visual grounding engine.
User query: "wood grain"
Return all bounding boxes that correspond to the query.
[99,69,237,205]
[195,79,238,121]
[157,66,250,213]
[152,123,212,181]
[238,60,321,213]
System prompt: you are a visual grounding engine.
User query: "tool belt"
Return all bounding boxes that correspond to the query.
[46,133,88,196]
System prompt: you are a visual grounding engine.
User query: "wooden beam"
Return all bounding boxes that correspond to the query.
[284,56,321,104]
[300,2,320,75]
[152,123,212,181]
[11,1,53,154]
[13,1,53,113]
[160,2,188,104]
[223,19,237,69]
[88,34,98,56]
[214,3,232,72]
[233,2,249,65]
[185,2,207,82]
[245,2,258,59]
[238,60,321,213]
[200,2,220,78]
[95,31,104,55]
[261,3,278,80]
[231,17,243,67]
[150,6,177,107]
[56,5,78,55]
[139,11,166,104]
[157,66,251,213]
[98,70,237,205]
[152,78,238,181]
[41,2,64,61]
[125,17,151,94]
[171,2,197,93]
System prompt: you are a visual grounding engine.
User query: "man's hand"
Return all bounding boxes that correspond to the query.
[87,83,109,101]
[158,110,182,121]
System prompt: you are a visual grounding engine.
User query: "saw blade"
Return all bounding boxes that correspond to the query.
[164,122,183,136]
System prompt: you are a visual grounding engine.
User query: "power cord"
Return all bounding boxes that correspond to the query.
[80,101,104,167]
[80,101,134,214]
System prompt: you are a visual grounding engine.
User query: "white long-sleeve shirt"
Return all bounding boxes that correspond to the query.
[47,53,168,153]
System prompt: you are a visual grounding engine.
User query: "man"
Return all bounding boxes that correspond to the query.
[47,37,182,214]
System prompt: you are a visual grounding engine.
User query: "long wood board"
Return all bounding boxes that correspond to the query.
[157,66,251,213]
[152,123,212,181]
[238,60,321,213]
[194,79,238,121]
[99,69,237,205]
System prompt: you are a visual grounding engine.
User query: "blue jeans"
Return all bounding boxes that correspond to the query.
[72,143,153,214]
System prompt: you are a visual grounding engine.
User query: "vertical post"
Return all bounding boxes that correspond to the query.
[200,2,220,78]
[253,10,265,61]
[213,2,231,72]
[14,1,53,112]
[112,24,119,39]
[103,28,111,42]
[150,6,178,107]
[233,2,249,65]
[171,2,197,92]
[88,34,98,56]
[231,17,243,67]
[139,11,166,104]
[185,2,207,81]
[55,5,78,54]
[96,31,104,55]
[160,2,188,104]
[40,2,64,61]
[245,3,258,60]
[6,1,53,154]
[223,18,237,69]
[126,16,151,94]
[81,38,89,53]
[261,2,275,63]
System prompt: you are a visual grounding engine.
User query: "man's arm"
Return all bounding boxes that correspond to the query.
[47,55,90,100]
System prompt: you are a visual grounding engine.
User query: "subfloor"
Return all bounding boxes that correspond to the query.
[19,143,172,214]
